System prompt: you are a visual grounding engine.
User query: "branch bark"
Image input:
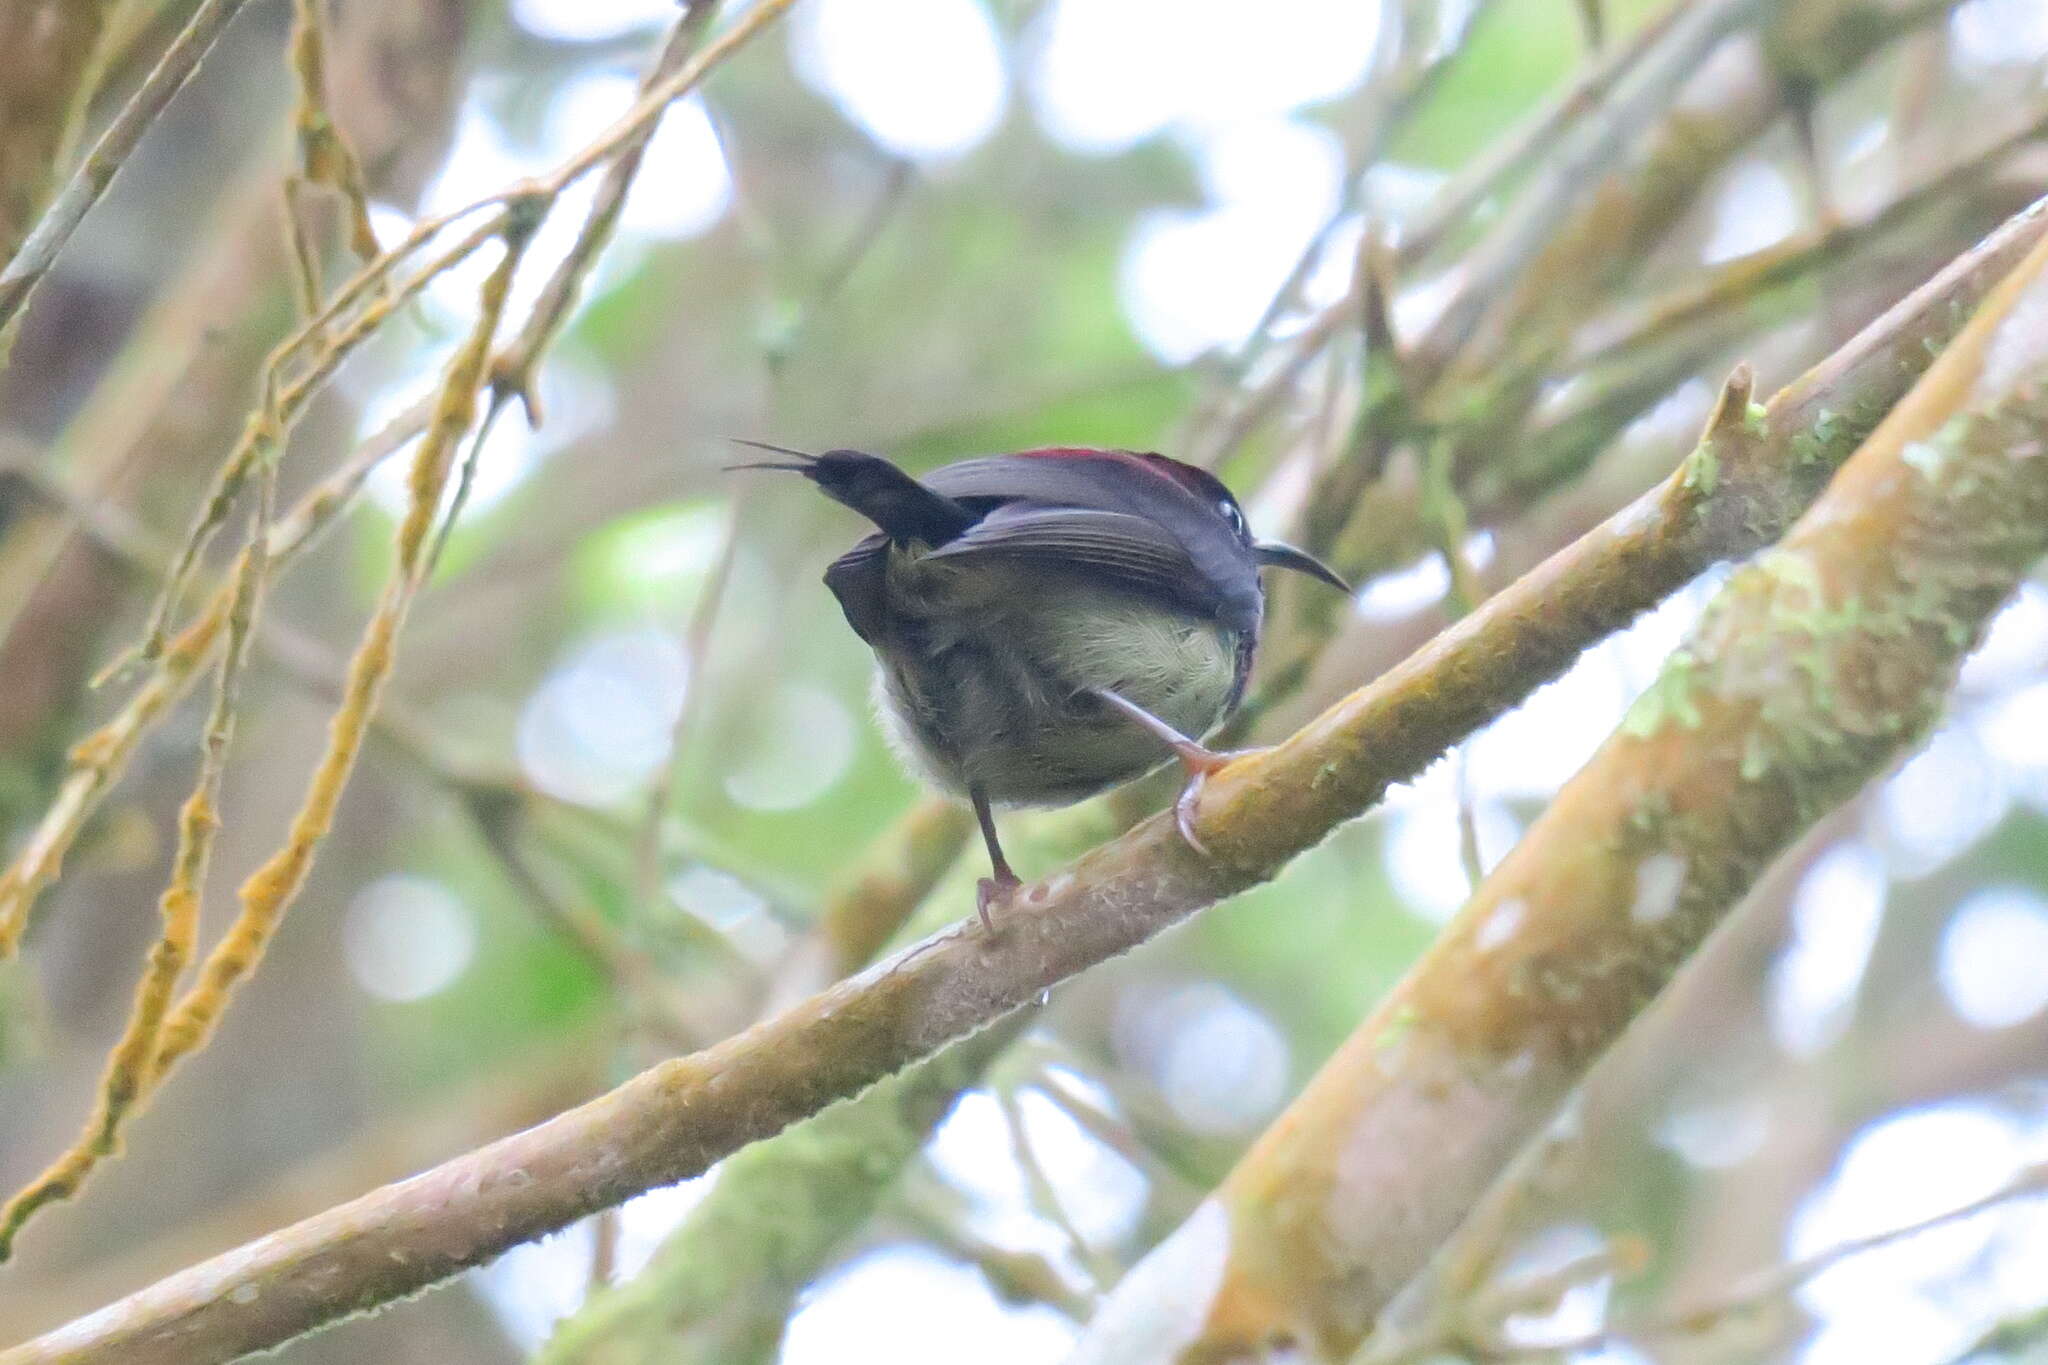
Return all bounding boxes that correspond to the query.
[0,0,120,264]
[1068,205,2048,1365]
[15,189,2046,1365]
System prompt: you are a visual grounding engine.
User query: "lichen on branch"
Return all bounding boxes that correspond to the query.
[1073,205,2048,1365]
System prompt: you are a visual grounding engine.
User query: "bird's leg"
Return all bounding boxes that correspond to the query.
[1090,688,1252,859]
[970,784,1019,932]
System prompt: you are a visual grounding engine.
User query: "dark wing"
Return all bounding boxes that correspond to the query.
[922,504,1222,618]
[922,454,1140,513]
[823,533,892,645]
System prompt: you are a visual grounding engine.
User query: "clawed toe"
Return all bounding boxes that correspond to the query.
[975,874,1021,933]
[1173,775,1214,859]
[1171,744,1267,860]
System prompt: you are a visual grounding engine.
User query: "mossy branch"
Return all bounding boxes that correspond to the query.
[285,0,380,265]
[0,0,806,1272]
[0,221,534,1261]
[0,404,423,959]
[143,217,531,1082]
[0,0,800,978]
[1265,0,1953,718]
[537,1018,1031,1365]
[0,465,274,1260]
[13,183,2042,1365]
[1081,204,2048,1365]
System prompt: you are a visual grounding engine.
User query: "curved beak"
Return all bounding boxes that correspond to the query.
[724,437,818,473]
[1254,540,1350,593]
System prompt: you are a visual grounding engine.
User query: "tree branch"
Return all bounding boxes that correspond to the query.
[1069,202,2048,1365]
[15,182,2046,1365]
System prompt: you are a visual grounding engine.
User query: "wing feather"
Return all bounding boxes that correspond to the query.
[921,505,1219,616]
[823,533,891,644]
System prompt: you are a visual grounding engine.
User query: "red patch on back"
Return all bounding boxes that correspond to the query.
[1010,446,1211,496]
[1010,446,1118,461]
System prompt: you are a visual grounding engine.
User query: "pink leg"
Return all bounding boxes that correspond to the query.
[1090,688,1258,858]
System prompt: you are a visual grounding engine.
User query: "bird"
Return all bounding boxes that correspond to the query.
[732,441,1349,928]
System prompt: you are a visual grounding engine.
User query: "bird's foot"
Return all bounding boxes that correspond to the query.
[1170,744,1266,860]
[975,872,1022,933]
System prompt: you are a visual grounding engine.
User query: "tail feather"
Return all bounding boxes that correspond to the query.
[728,440,977,544]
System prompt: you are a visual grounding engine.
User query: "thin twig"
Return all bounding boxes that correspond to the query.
[489,0,723,420]
[285,0,379,264]
[140,216,535,1088]
[1376,1162,2048,1362]
[117,210,508,678]
[1572,105,2048,374]
[0,0,256,335]
[1400,0,1690,266]
[0,463,275,1259]
[0,399,429,957]
[999,1086,1114,1290]
[632,493,744,915]
[465,796,714,1053]
[1409,0,1765,383]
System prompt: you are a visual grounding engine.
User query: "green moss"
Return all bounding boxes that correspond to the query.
[1739,730,1773,782]
[1628,789,1674,838]
[1682,443,1719,497]
[1622,651,1704,738]
[1376,1004,1420,1054]
[1783,397,1896,479]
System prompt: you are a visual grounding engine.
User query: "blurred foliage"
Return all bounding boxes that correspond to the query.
[1,0,2046,1360]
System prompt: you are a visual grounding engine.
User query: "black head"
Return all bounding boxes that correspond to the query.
[1085,451,1351,595]
[727,439,977,544]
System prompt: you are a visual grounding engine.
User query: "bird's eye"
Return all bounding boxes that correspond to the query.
[1219,500,1247,536]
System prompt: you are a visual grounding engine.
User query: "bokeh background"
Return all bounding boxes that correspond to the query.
[2,0,2048,1361]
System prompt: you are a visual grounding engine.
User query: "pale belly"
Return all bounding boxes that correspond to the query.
[873,587,1244,807]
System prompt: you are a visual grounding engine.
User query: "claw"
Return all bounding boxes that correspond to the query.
[1174,774,1214,859]
[1168,745,1261,860]
[976,872,1021,933]
[1086,687,1268,862]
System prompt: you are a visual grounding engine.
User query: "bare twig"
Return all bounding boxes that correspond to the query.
[892,1186,1093,1320]
[633,494,743,918]
[0,0,255,335]
[0,0,121,261]
[1418,0,1688,268]
[1572,106,2048,374]
[999,1086,1114,1290]
[465,797,717,1053]
[1415,0,1765,386]
[489,0,723,421]
[1371,1161,2048,1361]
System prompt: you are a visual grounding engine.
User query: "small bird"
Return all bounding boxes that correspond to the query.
[734,442,1348,927]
